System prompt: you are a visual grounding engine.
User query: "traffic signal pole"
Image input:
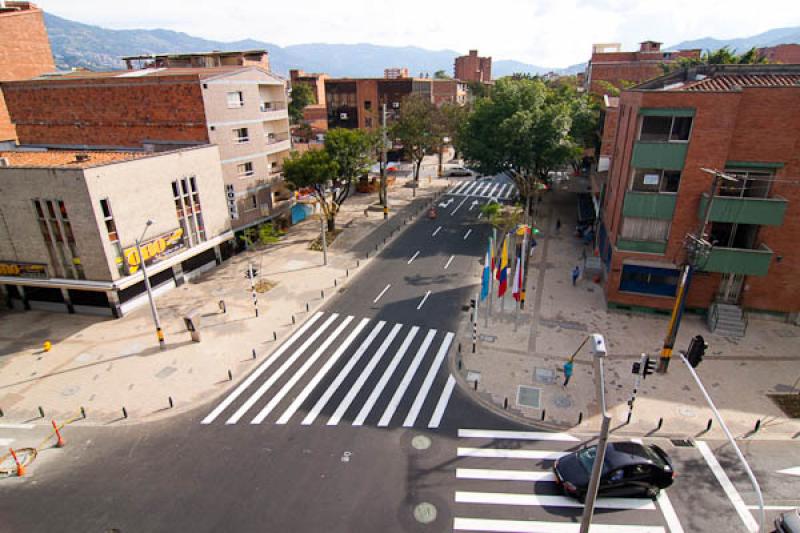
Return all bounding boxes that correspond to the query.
[678,351,764,532]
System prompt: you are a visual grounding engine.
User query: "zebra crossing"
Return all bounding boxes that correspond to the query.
[451,429,674,533]
[447,180,518,200]
[202,312,457,428]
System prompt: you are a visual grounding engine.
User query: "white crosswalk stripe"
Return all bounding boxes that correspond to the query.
[204,313,458,428]
[446,180,518,200]
[0,438,15,446]
[453,429,670,532]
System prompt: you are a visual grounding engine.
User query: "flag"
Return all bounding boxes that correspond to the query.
[497,235,509,297]
[489,235,496,274]
[480,241,491,301]
[512,256,522,301]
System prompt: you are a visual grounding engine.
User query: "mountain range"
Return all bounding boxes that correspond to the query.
[43,12,800,79]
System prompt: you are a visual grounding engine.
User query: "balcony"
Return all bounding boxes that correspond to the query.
[264,132,290,154]
[702,243,773,276]
[698,193,788,226]
[622,191,676,220]
[631,141,688,171]
[260,101,288,121]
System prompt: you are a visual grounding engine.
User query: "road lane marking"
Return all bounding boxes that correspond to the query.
[327,323,402,425]
[503,185,515,199]
[746,505,798,510]
[488,183,500,196]
[462,182,479,196]
[302,321,386,425]
[416,290,432,310]
[457,429,580,442]
[457,448,566,460]
[0,438,14,446]
[479,182,492,196]
[373,284,391,303]
[432,226,442,237]
[0,424,34,430]
[451,197,468,215]
[454,491,656,510]
[657,489,684,533]
[456,468,556,482]
[225,314,338,424]
[696,440,758,532]
[453,518,665,533]
[453,181,468,194]
[407,251,420,264]
[403,332,454,427]
[477,212,483,219]
[778,466,800,476]
[276,318,369,424]
[202,312,323,424]
[496,184,509,198]
[251,315,353,424]
[428,375,456,428]
[444,255,455,269]
[463,229,472,240]
[378,329,437,426]
[353,326,419,425]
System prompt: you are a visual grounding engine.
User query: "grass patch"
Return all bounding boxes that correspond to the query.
[254,279,278,294]
[768,393,800,418]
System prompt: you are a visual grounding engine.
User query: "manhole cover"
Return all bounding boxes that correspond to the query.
[517,385,541,408]
[670,439,695,447]
[413,502,438,524]
[479,334,497,343]
[411,435,431,450]
[553,395,572,408]
[466,371,481,383]
[535,367,556,384]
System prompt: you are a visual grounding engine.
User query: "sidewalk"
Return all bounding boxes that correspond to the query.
[0,171,450,426]
[457,178,800,440]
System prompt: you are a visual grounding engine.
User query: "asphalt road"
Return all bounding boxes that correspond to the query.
[1,174,797,533]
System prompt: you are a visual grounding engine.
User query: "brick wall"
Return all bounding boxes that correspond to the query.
[2,76,209,148]
[0,4,55,141]
[758,44,800,64]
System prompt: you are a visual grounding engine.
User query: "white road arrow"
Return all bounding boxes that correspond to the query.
[777,467,800,477]
[439,199,453,208]
[469,199,480,211]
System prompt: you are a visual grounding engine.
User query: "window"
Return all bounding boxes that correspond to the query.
[237,162,255,177]
[631,169,681,193]
[172,176,206,246]
[233,127,250,143]
[245,194,258,211]
[100,198,124,275]
[719,168,774,199]
[620,217,670,243]
[365,117,373,128]
[32,198,83,279]
[619,264,679,296]
[639,115,692,142]
[364,100,372,110]
[227,91,244,108]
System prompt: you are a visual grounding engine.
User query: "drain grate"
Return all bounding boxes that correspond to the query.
[517,385,541,408]
[670,439,695,448]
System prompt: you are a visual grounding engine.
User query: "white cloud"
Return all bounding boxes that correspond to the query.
[40,0,800,67]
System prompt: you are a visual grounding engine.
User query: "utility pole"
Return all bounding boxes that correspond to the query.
[380,103,389,220]
[248,263,259,317]
[320,214,328,266]
[579,334,610,533]
[658,168,737,373]
[135,220,165,350]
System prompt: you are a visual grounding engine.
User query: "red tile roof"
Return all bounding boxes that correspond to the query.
[681,74,800,91]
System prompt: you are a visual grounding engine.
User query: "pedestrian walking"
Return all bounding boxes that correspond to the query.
[563,360,574,387]
[571,265,580,286]
[555,218,561,233]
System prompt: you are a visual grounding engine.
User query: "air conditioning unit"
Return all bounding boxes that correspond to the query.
[340,113,348,120]
[0,157,9,167]
[392,102,400,109]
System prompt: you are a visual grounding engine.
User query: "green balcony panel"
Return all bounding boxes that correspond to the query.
[631,142,688,170]
[702,244,773,276]
[639,108,696,117]
[616,239,667,254]
[622,191,677,220]
[698,194,788,226]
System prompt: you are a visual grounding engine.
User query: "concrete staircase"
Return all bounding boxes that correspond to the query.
[708,302,747,337]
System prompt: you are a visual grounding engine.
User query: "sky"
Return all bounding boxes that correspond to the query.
[41,0,800,68]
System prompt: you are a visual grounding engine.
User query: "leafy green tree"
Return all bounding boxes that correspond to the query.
[663,46,769,73]
[324,128,374,214]
[432,102,469,173]
[289,83,316,124]
[434,70,452,79]
[467,80,490,99]
[391,94,437,196]
[282,149,340,231]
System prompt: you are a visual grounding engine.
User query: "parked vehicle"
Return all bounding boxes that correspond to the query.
[775,508,800,533]
[553,441,675,501]
[444,166,473,177]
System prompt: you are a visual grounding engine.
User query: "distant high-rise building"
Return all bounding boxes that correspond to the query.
[0,1,55,143]
[454,50,492,83]
[384,67,410,79]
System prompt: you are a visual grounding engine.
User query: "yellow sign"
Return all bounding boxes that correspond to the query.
[123,228,184,274]
[0,261,47,278]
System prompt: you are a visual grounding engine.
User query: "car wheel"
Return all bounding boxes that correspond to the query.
[646,487,660,500]
[576,492,586,504]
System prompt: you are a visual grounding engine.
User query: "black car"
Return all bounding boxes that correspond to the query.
[553,441,675,501]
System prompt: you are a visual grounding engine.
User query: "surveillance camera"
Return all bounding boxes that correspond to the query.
[590,334,607,357]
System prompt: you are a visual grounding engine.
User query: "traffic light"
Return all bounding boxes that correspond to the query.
[244,268,259,279]
[642,355,656,379]
[686,335,707,368]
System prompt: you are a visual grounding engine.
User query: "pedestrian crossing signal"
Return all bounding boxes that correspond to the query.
[245,269,259,279]
[642,356,656,379]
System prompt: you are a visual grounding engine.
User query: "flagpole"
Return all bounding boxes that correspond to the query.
[486,235,493,326]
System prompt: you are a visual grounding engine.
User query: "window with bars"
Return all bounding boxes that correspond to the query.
[32,198,85,279]
[172,176,206,247]
[237,161,255,177]
[720,168,774,199]
[639,115,692,142]
[631,168,682,193]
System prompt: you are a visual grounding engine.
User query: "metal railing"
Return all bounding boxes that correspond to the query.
[260,101,287,112]
[265,132,289,145]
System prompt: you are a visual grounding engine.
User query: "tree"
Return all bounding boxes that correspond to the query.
[289,83,315,124]
[467,80,489,99]
[663,46,769,73]
[391,94,437,196]
[324,128,374,216]
[432,102,469,173]
[434,70,452,80]
[282,149,340,231]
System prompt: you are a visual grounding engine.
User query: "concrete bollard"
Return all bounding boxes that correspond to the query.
[273,331,277,341]
[541,410,546,421]
[168,396,174,408]
[38,406,44,418]
[577,412,583,425]
[122,407,128,419]
[754,419,762,433]
[219,300,226,314]
[80,406,86,419]
[0,407,3,417]
[228,369,233,381]
[457,359,462,370]
[626,412,632,425]
[292,315,296,325]
[252,348,257,359]
[306,302,310,312]
[706,418,713,432]
[357,260,360,267]
[656,417,663,431]
[503,398,508,409]
[321,290,325,299]
[346,269,349,277]
[334,279,337,287]
[473,380,478,390]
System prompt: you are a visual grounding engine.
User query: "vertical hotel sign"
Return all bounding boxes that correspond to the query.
[123,228,185,275]
[226,184,239,220]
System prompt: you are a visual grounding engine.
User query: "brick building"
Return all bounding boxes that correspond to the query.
[122,50,270,71]
[597,64,800,329]
[325,77,435,130]
[0,1,55,143]
[1,66,293,233]
[757,43,800,64]
[384,67,410,79]
[432,79,468,106]
[289,69,329,135]
[585,41,700,96]
[454,50,492,83]
[0,146,233,317]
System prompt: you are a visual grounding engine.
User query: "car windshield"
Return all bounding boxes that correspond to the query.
[611,442,668,468]
[576,446,612,474]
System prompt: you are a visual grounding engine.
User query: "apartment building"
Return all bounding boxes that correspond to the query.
[384,67,410,79]
[585,41,700,96]
[597,64,800,329]
[0,146,233,317]
[1,65,293,233]
[432,79,468,106]
[454,50,492,83]
[289,69,329,134]
[0,1,55,143]
[325,77,434,130]
[123,50,270,71]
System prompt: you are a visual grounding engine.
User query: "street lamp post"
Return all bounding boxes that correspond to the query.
[135,219,165,350]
